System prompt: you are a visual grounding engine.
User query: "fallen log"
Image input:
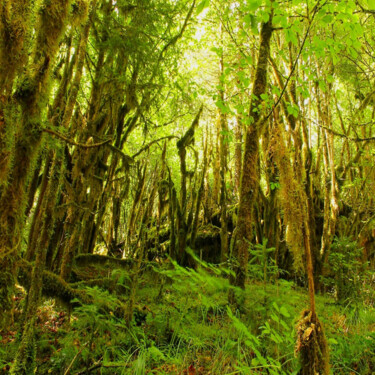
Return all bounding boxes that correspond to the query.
[74,254,132,268]
[18,259,90,305]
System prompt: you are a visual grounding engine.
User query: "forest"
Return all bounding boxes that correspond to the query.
[0,0,374,374]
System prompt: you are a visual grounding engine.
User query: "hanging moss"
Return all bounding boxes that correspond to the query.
[270,124,305,269]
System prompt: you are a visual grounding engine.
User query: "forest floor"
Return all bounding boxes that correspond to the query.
[1,262,374,374]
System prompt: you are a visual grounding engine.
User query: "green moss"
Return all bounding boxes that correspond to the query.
[0,248,18,330]
[0,0,30,92]
[18,259,89,305]
[10,319,37,375]
[35,0,71,61]
[70,0,89,26]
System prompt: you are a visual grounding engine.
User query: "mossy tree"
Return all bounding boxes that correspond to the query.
[229,1,274,301]
[1,0,375,372]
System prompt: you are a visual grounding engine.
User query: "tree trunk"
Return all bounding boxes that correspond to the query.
[0,0,70,328]
[229,8,273,303]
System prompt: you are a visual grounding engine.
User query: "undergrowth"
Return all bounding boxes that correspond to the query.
[1,253,374,374]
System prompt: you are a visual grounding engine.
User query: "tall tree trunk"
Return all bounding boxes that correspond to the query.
[218,35,229,262]
[176,106,203,264]
[229,8,273,303]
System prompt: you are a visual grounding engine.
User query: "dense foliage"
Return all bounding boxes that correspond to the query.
[0,0,374,374]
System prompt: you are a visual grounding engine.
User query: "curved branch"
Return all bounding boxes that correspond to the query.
[320,124,375,142]
[43,128,112,148]
[132,135,178,159]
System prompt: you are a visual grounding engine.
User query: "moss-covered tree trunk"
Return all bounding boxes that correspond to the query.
[229,8,273,303]
[24,29,77,262]
[176,106,203,265]
[271,108,330,375]
[0,0,30,95]
[11,153,62,374]
[0,0,70,329]
[190,133,209,248]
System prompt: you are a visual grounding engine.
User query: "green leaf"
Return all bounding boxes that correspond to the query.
[261,11,270,23]
[251,358,259,366]
[322,14,333,24]
[367,0,375,10]
[248,0,262,11]
[196,0,209,15]
[285,29,298,46]
[349,46,358,59]
[270,181,280,190]
[271,313,280,323]
[210,46,223,56]
[250,14,258,34]
[280,305,291,318]
[215,99,230,114]
[244,13,252,26]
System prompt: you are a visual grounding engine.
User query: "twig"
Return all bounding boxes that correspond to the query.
[64,343,87,375]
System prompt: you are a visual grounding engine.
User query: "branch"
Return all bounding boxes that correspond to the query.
[45,129,134,169]
[263,2,321,123]
[43,128,111,148]
[356,0,375,14]
[74,254,132,268]
[151,0,196,82]
[177,105,204,149]
[106,143,134,167]
[132,135,178,158]
[159,0,196,58]
[64,344,88,375]
[320,124,375,142]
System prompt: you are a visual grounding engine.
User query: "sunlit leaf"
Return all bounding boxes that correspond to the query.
[196,0,209,15]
